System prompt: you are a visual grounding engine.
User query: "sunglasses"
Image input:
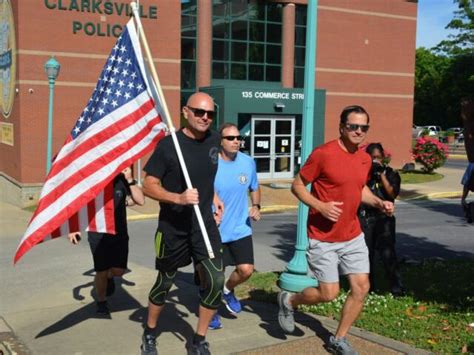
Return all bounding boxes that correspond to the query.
[187,106,215,119]
[345,124,370,133]
[222,135,243,141]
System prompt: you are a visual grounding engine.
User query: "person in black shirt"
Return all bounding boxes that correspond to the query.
[140,92,224,355]
[359,143,405,296]
[68,166,145,315]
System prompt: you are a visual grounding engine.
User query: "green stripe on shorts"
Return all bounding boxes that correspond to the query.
[155,231,164,258]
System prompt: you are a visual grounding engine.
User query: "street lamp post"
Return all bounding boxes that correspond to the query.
[278,0,319,292]
[44,56,60,174]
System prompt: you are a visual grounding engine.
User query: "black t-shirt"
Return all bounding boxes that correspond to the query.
[144,129,220,234]
[113,174,131,235]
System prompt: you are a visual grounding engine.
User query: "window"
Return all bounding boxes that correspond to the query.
[181,1,198,98]
[211,0,283,82]
[294,5,307,88]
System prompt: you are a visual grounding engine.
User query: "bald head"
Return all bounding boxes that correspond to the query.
[182,92,215,139]
[186,92,214,109]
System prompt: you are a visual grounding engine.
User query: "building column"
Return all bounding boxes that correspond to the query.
[196,0,212,90]
[281,3,295,88]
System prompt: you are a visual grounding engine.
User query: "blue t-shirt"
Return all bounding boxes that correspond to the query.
[215,152,259,243]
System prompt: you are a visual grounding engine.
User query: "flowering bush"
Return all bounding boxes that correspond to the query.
[412,137,448,173]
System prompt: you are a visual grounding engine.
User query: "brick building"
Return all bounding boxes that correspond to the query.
[0,0,417,206]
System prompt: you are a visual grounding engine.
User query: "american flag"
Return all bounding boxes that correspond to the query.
[15,19,167,263]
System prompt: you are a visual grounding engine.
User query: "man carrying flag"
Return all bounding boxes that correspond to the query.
[14,19,166,263]
[140,92,224,355]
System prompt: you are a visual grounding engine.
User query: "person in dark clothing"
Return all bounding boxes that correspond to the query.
[68,166,145,314]
[359,143,405,296]
[140,92,224,355]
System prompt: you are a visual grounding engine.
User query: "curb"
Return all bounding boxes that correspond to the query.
[448,154,468,160]
[127,205,299,222]
[403,191,463,201]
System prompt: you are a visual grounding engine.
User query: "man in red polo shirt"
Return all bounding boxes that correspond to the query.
[278,105,394,355]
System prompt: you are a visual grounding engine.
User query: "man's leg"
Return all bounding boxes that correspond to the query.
[226,264,254,290]
[278,238,341,333]
[335,273,369,338]
[223,236,255,314]
[141,270,176,355]
[94,270,108,302]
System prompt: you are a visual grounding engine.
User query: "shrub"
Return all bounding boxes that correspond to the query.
[412,137,449,173]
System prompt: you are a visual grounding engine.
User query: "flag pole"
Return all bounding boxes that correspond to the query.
[130,2,215,258]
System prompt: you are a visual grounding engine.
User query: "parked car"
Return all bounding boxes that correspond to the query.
[412,124,423,138]
[423,125,442,136]
[447,127,463,138]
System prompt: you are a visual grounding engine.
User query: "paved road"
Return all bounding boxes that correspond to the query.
[444,158,469,170]
[123,199,474,274]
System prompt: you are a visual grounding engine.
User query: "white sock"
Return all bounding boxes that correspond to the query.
[223,284,232,294]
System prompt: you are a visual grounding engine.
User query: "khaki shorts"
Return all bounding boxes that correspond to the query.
[306,233,369,283]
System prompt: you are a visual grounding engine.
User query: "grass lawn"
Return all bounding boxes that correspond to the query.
[235,259,474,354]
[399,170,444,184]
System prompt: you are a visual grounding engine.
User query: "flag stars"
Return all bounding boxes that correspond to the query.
[101,97,109,105]
[114,90,122,97]
[105,88,112,95]
[125,59,132,66]
[111,100,118,108]
[124,92,131,100]
[74,126,80,134]
[136,83,143,91]
[119,45,127,53]
[112,67,120,75]
[131,72,137,79]
[118,80,125,88]
[117,56,123,64]
[121,69,129,77]
[97,107,105,116]
[127,82,135,89]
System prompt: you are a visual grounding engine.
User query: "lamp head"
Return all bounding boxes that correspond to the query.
[44,57,61,80]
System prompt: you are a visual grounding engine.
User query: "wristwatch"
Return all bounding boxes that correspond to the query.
[127,179,137,186]
[252,203,261,210]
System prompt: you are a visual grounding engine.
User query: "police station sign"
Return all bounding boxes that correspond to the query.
[44,0,158,37]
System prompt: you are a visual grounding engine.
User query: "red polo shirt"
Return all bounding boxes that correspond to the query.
[299,140,371,242]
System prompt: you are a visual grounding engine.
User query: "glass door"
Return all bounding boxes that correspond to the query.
[251,116,295,179]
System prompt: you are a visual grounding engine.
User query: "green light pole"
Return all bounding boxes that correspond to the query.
[44,56,60,174]
[279,0,319,292]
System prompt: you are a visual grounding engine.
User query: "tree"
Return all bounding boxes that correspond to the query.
[414,0,473,129]
[414,48,450,127]
[435,0,473,56]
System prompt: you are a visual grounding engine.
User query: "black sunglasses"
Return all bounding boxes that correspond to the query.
[345,123,370,133]
[222,135,243,141]
[187,106,215,119]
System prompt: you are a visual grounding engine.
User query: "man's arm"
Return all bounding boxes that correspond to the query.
[291,173,343,222]
[249,187,261,221]
[142,174,199,205]
[361,185,394,215]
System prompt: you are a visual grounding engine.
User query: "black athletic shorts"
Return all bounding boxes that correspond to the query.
[154,225,223,272]
[222,235,254,267]
[88,232,129,272]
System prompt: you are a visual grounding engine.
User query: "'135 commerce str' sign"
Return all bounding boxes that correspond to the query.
[44,0,158,37]
[0,0,16,119]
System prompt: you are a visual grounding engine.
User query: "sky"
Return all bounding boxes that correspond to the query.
[416,0,459,49]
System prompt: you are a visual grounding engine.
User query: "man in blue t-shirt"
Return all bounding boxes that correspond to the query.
[210,123,261,329]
